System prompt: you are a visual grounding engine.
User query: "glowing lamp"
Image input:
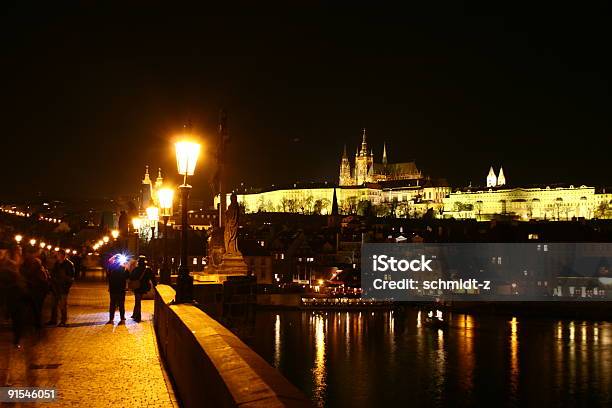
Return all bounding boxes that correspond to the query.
[54,247,59,252]
[29,238,37,246]
[14,234,23,243]
[132,217,142,231]
[146,206,160,223]
[46,245,52,250]
[40,242,46,248]
[175,141,201,177]
[103,236,110,243]
[158,188,174,217]
[72,250,77,255]
[111,229,119,239]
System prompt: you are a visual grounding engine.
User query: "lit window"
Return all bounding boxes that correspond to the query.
[192,258,198,265]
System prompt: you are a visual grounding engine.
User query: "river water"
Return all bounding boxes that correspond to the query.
[238,309,611,407]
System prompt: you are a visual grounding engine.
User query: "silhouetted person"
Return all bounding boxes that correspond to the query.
[47,249,75,327]
[20,247,50,329]
[129,256,156,322]
[72,252,83,280]
[106,254,129,324]
[0,242,26,346]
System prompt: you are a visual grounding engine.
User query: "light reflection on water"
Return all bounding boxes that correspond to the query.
[244,310,612,408]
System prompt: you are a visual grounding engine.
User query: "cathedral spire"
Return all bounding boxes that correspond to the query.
[342,144,348,159]
[382,142,388,165]
[155,167,163,188]
[331,188,339,216]
[486,166,497,188]
[497,166,506,186]
[360,128,368,156]
[142,165,152,185]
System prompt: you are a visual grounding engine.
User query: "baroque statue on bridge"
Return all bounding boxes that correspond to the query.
[224,193,240,255]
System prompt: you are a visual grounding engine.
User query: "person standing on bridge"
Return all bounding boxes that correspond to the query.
[20,247,50,329]
[0,241,26,346]
[129,255,156,322]
[47,249,75,327]
[106,254,129,324]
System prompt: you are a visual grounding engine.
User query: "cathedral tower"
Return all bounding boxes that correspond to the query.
[486,166,497,188]
[339,145,354,186]
[140,166,153,211]
[355,128,373,185]
[497,167,506,186]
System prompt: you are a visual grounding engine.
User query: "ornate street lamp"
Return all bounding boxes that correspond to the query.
[175,139,201,303]
[158,188,174,284]
[146,206,160,273]
[132,217,142,254]
[146,206,159,240]
[111,229,119,240]
[29,238,37,246]
[14,234,22,244]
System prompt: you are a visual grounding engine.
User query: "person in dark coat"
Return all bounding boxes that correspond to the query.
[0,241,26,346]
[107,254,130,324]
[72,252,83,280]
[129,255,157,322]
[20,247,50,329]
[47,249,75,327]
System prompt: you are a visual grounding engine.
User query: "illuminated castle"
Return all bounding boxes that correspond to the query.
[339,129,422,186]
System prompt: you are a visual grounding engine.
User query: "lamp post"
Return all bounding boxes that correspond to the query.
[158,188,174,285]
[146,206,160,273]
[132,217,142,255]
[146,207,159,241]
[175,139,201,303]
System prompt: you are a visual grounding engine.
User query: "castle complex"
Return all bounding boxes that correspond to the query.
[215,129,448,217]
[180,127,610,221]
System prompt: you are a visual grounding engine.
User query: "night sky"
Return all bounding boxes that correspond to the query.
[1,4,610,203]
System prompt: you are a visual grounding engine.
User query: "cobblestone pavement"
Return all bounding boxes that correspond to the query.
[0,272,178,407]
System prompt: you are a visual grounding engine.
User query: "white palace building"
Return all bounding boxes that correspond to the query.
[443,166,612,221]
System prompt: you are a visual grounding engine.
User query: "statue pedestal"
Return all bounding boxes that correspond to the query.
[217,253,248,275]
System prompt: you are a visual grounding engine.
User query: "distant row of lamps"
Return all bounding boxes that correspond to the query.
[13,233,77,255]
[91,229,120,252]
[0,207,62,224]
